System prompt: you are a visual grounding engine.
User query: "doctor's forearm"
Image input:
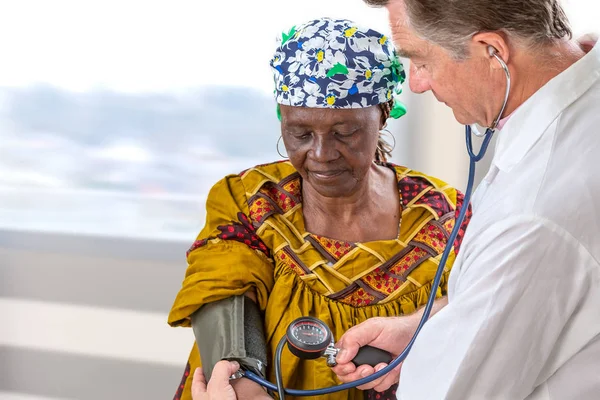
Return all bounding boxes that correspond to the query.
[409,297,448,325]
[380,297,448,350]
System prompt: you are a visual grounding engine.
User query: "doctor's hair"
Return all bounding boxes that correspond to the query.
[363,0,573,59]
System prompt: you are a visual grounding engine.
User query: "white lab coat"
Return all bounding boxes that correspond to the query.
[398,39,600,399]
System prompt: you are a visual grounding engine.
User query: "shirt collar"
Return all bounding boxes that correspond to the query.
[495,107,517,131]
[493,39,600,172]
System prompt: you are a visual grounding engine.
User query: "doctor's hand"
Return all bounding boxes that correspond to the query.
[331,316,413,392]
[333,297,449,392]
[191,361,239,400]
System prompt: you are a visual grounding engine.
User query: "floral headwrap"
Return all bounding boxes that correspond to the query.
[270,17,407,120]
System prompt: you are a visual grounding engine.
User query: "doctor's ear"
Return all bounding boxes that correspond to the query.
[471,32,510,64]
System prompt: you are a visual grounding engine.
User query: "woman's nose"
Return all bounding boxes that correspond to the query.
[310,135,340,163]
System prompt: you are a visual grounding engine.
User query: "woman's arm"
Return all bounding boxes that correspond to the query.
[230,378,272,400]
[192,289,272,399]
[231,290,272,399]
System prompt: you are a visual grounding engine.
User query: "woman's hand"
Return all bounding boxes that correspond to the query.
[191,361,239,400]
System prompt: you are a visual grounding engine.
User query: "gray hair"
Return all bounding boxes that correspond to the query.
[364,0,572,59]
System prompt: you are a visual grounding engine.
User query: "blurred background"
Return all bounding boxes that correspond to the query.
[0,0,597,398]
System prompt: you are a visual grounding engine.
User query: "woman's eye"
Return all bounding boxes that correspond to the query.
[287,132,311,141]
[335,130,356,138]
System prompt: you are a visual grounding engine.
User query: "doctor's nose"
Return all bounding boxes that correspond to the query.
[409,63,432,94]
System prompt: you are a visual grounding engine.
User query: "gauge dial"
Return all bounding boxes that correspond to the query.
[286,317,332,360]
[290,321,327,345]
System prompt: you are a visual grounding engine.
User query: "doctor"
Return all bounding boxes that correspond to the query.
[331,0,600,399]
[190,0,600,398]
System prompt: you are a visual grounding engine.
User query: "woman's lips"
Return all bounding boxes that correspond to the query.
[310,170,345,180]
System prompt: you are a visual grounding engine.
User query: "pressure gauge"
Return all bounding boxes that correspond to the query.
[286,317,333,359]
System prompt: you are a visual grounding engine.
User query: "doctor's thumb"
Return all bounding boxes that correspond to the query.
[335,336,364,364]
[335,318,387,364]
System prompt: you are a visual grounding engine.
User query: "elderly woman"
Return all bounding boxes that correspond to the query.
[168,17,470,400]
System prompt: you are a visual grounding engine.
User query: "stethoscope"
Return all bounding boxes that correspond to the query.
[240,47,511,399]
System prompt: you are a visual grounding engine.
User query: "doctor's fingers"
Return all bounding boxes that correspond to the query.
[355,363,399,391]
[334,318,386,364]
[207,360,240,390]
[335,364,376,384]
[191,368,208,398]
[372,363,402,392]
[331,359,357,377]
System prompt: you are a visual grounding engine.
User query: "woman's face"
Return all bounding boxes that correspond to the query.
[279,104,383,198]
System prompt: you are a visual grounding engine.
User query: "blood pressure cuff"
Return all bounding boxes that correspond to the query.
[191,295,268,382]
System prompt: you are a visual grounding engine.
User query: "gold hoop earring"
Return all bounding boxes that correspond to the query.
[276,136,288,158]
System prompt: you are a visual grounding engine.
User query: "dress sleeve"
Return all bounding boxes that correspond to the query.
[168,175,274,327]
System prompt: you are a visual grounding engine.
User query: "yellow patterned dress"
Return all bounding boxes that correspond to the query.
[168,161,471,400]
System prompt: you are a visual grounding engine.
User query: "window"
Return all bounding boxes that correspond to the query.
[0,1,391,240]
[0,1,596,240]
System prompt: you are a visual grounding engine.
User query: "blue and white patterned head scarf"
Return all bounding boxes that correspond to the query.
[270,17,407,120]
